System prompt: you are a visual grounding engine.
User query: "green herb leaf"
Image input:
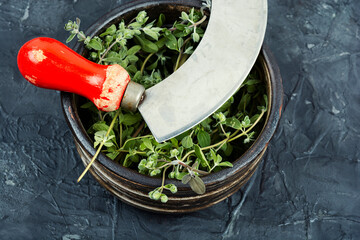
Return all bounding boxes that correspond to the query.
[170,149,179,158]
[170,138,179,148]
[189,175,206,194]
[138,159,147,171]
[197,130,211,147]
[150,169,161,176]
[100,24,117,37]
[150,190,161,200]
[200,118,212,131]
[136,11,148,25]
[103,56,123,64]
[155,37,166,48]
[134,35,159,53]
[164,184,178,194]
[155,142,172,151]
[157,13,165,27]
[126,55,139,63]
[66,33,76,43]
[184,46,194,54]
[168,171,175,179]
[143,27,163,41]
[146,59,158,71]
[94,130,115,148]
[238,93,251,111]
[123,154,131,167]
[175,24,185,31]
[181,12,189,21]
[264,94,268,110]
[222,143,233,156]
[143,28,158,40]
[181,135,193,148]
[165,33,178,51]
[89,122,115,136]
[241,116,251,128]
[189,8,195,21]
[214,112,226,124]
[181,174,191,184]
[175,171,188,180]
[87,38,103,51]
[225,117,242,129]
[217,96,234,113]
[105,35,113,44]
[126,64,138,74]
[177,37,184,50]
[243,79,262,86]
[106,151,120,160]
[80,102,95,109]
[192,32,200,42]
[160,194,168,203]
[214,153,222,165]
[119,113,142,126]
[142,138,154,151]
[194,144,207,164]
[217,161,233,168]
[127,45,141,55]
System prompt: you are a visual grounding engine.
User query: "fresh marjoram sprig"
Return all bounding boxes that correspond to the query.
[65,2,268,203]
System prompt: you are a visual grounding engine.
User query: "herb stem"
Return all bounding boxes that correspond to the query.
[160,166,170,193]
[132,121,145,138]
[141,53,155,74]
[174,51,182,71]
[76,30,87,41]
[181,137,225,163]
[228,110,265,143]
[209,165,216,173]
[180,111,265,164]
[174,37,191,71]
[177,161,209,175]
[120,135,153,149]
[220,124,227,136]
[115,149,147,155]
[229,128,241,139]
[154,163,171,171]
[98,39,118,64]
[98,110,103,121]
[77,109,121,182]
[115,121,146,162]
[119,122,123,147]
[189,15,207,28]
[169,20,186,31]
[215,140,227,152]
[128,17,136,25]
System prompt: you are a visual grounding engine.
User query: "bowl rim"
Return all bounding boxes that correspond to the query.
[61,0,283,188]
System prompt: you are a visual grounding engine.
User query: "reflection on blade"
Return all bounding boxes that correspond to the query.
[139,0,267,142]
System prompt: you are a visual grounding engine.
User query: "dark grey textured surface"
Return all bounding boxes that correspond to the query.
[0,0,359,239]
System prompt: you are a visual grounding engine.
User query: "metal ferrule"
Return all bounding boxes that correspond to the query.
[120,81,145,112]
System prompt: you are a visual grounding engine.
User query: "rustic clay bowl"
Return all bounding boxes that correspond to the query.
[61,0,283,213]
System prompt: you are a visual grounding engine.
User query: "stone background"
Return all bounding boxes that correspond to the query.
[0,0,359,239]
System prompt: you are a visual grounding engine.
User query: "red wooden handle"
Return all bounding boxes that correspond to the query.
[17,37,130,112]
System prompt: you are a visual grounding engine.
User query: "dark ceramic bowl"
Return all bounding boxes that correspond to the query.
[61,0,283,213]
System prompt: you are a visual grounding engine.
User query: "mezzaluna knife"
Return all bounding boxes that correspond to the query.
[17,0,267,143]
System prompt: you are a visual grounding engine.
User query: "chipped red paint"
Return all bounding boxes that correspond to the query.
[17,37,130,112]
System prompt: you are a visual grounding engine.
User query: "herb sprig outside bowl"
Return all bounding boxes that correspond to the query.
[65,2,268,203]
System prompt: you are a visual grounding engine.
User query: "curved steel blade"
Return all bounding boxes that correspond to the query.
[139,0,268,142]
